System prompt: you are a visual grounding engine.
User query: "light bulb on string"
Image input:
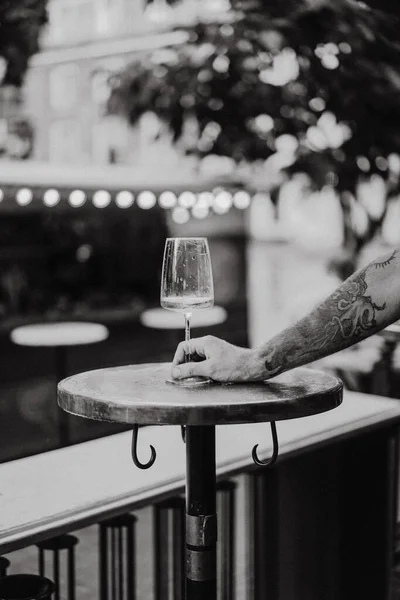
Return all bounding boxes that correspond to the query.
[115,191,134,208]
[69,190,86,207]
[43,189,60,207]
[16,188,33,206]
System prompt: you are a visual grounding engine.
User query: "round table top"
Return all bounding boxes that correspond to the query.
[140,306,227,330]
[58,363,343,426]
[11,322,109,348]
[377,320,400,343]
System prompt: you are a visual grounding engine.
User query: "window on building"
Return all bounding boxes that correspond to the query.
[96,0,123,35]
[49,64,80,111]
[91,116,129,164]
[47,0,96,45]
[49,119,83,164]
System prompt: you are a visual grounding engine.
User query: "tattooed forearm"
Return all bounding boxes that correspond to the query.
[320,266,385,344]
[258,248,400,378]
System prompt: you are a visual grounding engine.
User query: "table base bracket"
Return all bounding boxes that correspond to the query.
[186,548,216,582]
[186,514,217,546]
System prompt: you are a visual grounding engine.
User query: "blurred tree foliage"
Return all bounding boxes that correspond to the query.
[108,0,400,267]
[0,0,48,86]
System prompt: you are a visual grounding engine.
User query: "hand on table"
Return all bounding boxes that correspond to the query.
[171,336,266,383]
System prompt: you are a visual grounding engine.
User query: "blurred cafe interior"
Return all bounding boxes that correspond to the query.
[2,0,400,599]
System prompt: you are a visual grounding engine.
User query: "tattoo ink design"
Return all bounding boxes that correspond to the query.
[264,350,286,377]
[373,250,397,269]
[263,249,397,377]
[322,268,385,343]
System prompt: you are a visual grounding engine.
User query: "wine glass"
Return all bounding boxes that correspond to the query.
[161,237,214,386]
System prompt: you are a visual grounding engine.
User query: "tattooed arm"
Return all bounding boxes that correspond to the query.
[171,248,400,382]
[259,248,399,378]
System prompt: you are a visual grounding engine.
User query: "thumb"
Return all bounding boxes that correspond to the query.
[172,360,209,380]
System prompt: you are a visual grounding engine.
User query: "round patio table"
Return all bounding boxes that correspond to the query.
[11,321,109,446]
[58,363,342,600]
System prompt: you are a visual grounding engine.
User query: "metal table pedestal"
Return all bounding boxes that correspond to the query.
[58,363,342,600]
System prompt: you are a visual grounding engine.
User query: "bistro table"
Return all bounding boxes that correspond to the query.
[11,321,109,445]
[58,362,343,600]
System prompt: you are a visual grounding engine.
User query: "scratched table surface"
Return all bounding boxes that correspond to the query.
[58,363,343,425]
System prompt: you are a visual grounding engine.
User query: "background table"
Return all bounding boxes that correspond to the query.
[139,306,227,330]
[58,363,342,600]
[11,322,109,445]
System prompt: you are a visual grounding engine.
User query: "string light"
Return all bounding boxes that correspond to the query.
[197,192,214,207]
[137,191,156,209]
[233,191,251,209]
[178,191,196,208]
[4,183,258,217]
[192,205,209,219]
[43,189,60,207]
[93,190,111,208]
[172,206,190,224]
[69,190,86,207]
[213,190,233,214]
[16,188,33,206]
[115,191,134,208]
[158,191,177,209]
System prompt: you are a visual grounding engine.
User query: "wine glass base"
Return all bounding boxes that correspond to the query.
[166,376,213,387]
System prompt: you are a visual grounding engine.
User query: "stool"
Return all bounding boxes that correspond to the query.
[0,559,10,578]
[246,470,279,600]
[153,498,185,600]
[99,514,137,600]
[36,534,78,600]
[216,481,236,600]
[0,574,55,600]
[10,322,109,446]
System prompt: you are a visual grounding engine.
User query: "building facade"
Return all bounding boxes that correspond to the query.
[23,0,203,166]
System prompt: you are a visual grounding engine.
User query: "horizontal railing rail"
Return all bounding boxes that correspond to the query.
[1,389,400,555]
[1,389,400,599]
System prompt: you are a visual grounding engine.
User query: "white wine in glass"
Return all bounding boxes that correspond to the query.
[161,237,214,386]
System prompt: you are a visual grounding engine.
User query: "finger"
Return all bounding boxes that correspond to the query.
[171,359,211,380]
[172,341,187,366]
[172,338,208,366]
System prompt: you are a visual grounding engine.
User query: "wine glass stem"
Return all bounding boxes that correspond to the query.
[184,312,191,363]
